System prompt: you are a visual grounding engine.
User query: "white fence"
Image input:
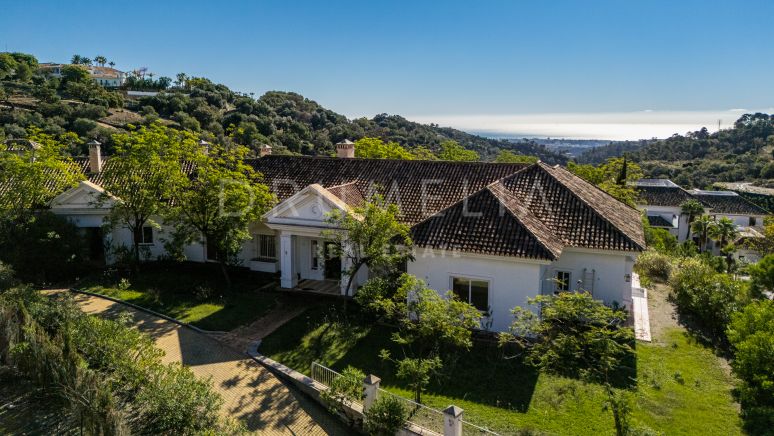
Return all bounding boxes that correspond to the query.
[378,388,446,434]
[310,361,501,436]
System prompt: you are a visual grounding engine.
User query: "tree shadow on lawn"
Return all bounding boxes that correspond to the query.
[332,327,541,412]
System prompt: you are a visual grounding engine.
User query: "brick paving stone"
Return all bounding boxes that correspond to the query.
[63,292,350,435]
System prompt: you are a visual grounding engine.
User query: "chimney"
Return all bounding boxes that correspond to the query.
[259,144,272,157]
[87,140,102,173]
[198,139,211,155]
[336,139,355,158]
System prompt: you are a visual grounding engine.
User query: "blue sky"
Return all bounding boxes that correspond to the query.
[2,0,773,139]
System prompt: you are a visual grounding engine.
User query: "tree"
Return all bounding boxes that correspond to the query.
[0,128,83,222]
[411,146,437,160]
[71,54,83,64]
[61,64,91,83]
[175,72,188,89]
[354,137,414,160]
[500,292,636,436]
[99,123,197,269]
[568,157,643,206]
[500,292,633,383]
[0,53,18,80]
[374,274,481,402]
[727,299,774,433]
[494,149,538,163]
[680,199,705,228]
[437,140,479,161]
[168,140,273,287]
[691,215,713,252]
[108,61,115,68]
[748,254,774,297]
[94,55,107,67]
[745,216,774,256]
[324,194,413,297]
[708,217,738,269]
[81,57,93,66]
[157,76,172,89]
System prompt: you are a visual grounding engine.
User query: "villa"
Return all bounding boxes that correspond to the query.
[10,140,645,332]
[635,178,768,262]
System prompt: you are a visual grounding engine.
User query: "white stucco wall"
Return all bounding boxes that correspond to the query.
[407,250,544,333]
[544,248,636,308]
[638,205,688,241]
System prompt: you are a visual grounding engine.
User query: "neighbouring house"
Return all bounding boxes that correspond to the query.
[4,140,645,332]
[39,63,127,87]
[636,178,770,262]
[635,179,694,241]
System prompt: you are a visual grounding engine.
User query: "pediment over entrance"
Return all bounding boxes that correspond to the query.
[50,180,116,211]
[263,184,353,227]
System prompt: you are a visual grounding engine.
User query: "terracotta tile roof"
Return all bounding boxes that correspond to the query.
[326,182,365,208]
[499,163,645,252]
[646,215,674,228]
[247,156,528,224]
[691,190,769,215]
[410,183,562,260]
[0,157,88,209]
[5,152,645,260]
[636,185,694,207]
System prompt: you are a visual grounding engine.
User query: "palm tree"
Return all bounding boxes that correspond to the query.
[81,57,93,66]
[691,215,713,252]
[176,72,187,88]
[108,61,115,68]
[680,199,705,240]
[94,55,107,67]
[71,54,83,64]
[709,217,739,270]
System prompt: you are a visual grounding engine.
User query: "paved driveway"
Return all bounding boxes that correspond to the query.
[65,292,350,435]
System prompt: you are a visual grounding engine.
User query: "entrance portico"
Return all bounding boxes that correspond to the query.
[263,184,363,296]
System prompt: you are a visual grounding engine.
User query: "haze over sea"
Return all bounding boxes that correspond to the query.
[407,109,774,141]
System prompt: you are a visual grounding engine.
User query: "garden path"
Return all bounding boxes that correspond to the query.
[58,291,349,435]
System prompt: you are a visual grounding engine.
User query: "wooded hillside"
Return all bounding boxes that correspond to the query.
[0,52,565,163]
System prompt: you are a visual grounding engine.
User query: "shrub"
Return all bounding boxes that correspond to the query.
[669,258,747,339]
[727,300,774,434]
[364,394,408,436]
[0,261,15,291]
[0,287,226,435]
[0,211,86,283]
[320,366,365,414]
[137,363,223,434]
[748,254,774,297]
[634,250,673,283]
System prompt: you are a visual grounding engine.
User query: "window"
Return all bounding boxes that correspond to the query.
[555,271,571,293]
[749,217,757,226]
[134,226,153,245]
[257,234,276,260]
[311,240,319,269]
[451,277,489,311]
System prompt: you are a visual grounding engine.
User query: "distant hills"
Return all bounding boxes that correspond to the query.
[576,113,774,188]
[0,52,567,164]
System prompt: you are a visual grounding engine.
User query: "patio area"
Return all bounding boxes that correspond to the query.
[291,279,342,296]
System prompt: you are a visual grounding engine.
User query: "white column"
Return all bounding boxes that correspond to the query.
[362,374,381,412]
[443,405,463,436]
[280,232,297,288]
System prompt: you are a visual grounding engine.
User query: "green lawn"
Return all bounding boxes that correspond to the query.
[260,303,743,435]
[77,262,279,331]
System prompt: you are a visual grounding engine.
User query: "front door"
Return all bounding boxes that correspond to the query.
[324,242,341,280]
[85,227,105,264]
